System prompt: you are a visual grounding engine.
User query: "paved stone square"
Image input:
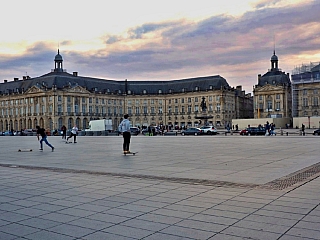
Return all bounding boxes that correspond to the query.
[0,134,319,239]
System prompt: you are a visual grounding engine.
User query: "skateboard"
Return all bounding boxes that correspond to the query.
[123,152,138,156]
[18,149,33,152]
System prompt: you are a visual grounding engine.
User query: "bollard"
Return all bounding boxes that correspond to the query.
[231,130,233,135]
[225,132,227,136]
[286,132,289,136]
[281,130,283,135]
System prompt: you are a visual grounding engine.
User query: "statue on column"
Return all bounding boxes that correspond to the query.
[200,97,207,112]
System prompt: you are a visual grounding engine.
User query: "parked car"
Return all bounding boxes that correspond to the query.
[313,129,320,136]
[240,127,266,136]
[199,126,218,135]
[130,127,140,136]
[141,126,160,135]
[181,127,203,136]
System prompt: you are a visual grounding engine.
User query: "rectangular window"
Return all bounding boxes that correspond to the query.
[259,95,262,100]
[181,98,184,103]
[168,106,171,113]
[67,96,71,102]
[58,104,62,113]
[276,102,280,110]
[82,105,86,113]
[89,105,92,113]
[188,98,191,103]
[313,97,318,106]
[58,95,62,101]
[158,107,163,114]
[96,106,99,114]
[128,107,132,114]
[89,97,92,103]
[194,105,199,112]
[159,99,162,105]
[303,98,308,107]
[181,106,185,113]
[143,106,148,114]
[67,105,71,114]
[135,107,140,114]
[151,107,155,114]
[151,99,154,104]
[303,89,308,95]
[174,106,178,113]
[82,97,86,103]
[209,96,212,102]
[259,103,263,109]
[276,94,280,100]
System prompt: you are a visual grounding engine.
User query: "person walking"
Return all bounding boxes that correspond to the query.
[61,125,67,140]
[118,114,131,154]
[36,126,54,151]
[67,125,78,143]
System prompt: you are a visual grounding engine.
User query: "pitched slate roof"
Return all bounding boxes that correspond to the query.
[0,71,230,95]
[257,70,291,87]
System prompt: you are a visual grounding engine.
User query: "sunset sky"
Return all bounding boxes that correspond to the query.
[0,0,319,93]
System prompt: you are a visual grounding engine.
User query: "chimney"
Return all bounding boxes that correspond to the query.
[258,74,261,80]
[14,77,19,81]
[4,80,7,83]
[73,72,78,77]
[23,76,26,80]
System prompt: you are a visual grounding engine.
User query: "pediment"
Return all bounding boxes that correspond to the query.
[66,85,90,94]
[255,84,283,92]
[25,86,43,94]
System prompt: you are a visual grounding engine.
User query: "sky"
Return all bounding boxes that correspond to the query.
[0,0,320,93]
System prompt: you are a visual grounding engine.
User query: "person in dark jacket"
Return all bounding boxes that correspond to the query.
[36,126,54,151]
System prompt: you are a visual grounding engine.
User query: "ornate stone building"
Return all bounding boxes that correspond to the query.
[0,51,253,132]
[291,62,320,117]
[253,51,292,119]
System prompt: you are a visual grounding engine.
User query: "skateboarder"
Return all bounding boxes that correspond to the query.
[118,114,131,154]
[67,125,78,143]
[36,126,54,151]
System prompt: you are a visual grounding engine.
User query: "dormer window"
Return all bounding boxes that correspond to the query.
[127,90,131,95]
[195,86,199,91]
[158,89,162,94]
[209,85,213,90]
[169,89,173,94]
[143,89,147,94]
[118,90,121,94]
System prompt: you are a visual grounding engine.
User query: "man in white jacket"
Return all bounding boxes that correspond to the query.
[67,125,78,143]
[118,114,131,153]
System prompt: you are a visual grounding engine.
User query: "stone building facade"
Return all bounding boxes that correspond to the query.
[0,51,253,132]
[291,62,320,117]
[253,51,292,119]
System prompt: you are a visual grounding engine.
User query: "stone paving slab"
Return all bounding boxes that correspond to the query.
[0,135,319,239]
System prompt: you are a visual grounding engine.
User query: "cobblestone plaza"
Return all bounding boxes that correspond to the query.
[0,134,319,239]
